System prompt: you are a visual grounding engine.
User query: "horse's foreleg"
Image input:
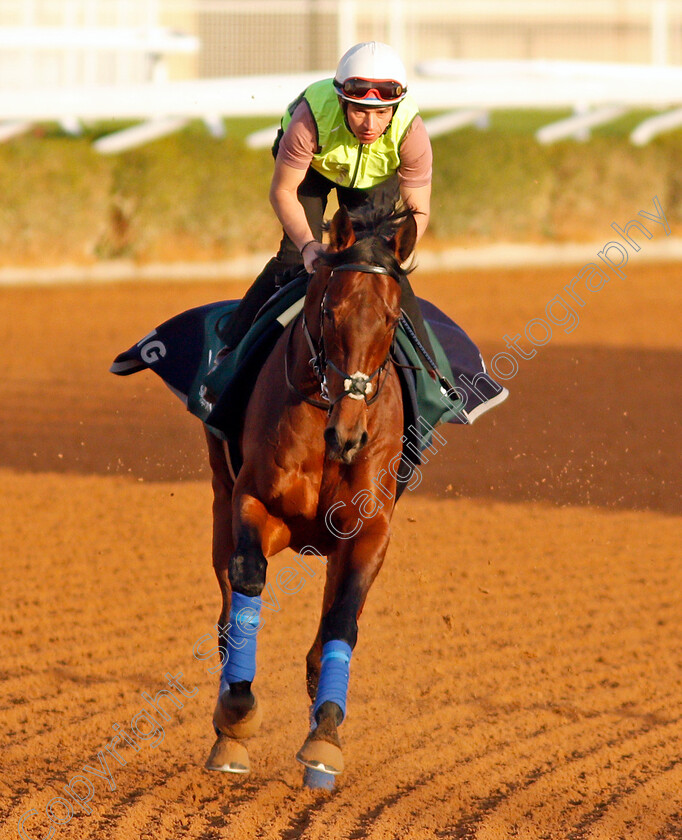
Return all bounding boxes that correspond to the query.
[298,525,390,777]
[209,489,289,772]
[203,432,263,773]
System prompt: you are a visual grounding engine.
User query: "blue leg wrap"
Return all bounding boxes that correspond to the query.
[313,640,352,722]
[221,591,262,688]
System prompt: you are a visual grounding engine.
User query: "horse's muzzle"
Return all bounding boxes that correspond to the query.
[324,425,369,464]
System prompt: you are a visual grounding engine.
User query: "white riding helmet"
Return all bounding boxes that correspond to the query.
[333,41,408,106]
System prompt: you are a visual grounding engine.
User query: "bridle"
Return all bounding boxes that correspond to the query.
[284,262,400,414]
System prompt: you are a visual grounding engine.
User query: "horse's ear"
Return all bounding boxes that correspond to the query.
[389,211,418,264]
[388,213,417,264]
[328,206,356,251]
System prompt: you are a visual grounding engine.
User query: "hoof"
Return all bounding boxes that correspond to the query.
[213,692,263,739]
[296,735,344,776]
[303,766,336,790]
[205,734,250,774]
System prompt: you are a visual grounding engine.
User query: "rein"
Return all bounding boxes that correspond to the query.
[284,261,399,414]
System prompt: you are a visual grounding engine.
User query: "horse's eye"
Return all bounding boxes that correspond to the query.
[323,309,333,320]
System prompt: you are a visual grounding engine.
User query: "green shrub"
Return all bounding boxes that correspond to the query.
[0,114,680,266]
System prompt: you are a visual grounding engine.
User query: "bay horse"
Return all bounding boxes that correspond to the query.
[204,202,417,783]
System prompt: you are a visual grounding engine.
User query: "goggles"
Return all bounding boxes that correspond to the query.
[338,77,405,102]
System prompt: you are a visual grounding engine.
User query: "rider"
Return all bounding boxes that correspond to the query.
[219,41,437,364]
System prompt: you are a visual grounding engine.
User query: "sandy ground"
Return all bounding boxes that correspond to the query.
[0,260,680,840]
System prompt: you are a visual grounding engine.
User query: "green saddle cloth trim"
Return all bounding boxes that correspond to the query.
[394,324,465,428]
[187,277,309,434]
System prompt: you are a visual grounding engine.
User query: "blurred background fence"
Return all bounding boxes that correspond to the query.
[1,0,681,90]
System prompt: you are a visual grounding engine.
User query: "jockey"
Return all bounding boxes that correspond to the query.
[220,41,437,365]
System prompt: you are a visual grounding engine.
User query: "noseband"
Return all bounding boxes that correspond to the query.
[284,262,399,414]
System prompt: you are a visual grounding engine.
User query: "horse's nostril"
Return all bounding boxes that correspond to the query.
[325,427,368,460]
[324,426,339,450]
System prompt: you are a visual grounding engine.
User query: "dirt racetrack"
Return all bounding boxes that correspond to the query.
[1,259,681,840]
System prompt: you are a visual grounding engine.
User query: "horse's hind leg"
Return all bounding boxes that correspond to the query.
[305,553,345,701]
[300,557,346,789]
[203,430,262,774]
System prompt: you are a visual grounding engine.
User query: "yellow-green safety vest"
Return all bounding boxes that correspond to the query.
[280,78,420,190]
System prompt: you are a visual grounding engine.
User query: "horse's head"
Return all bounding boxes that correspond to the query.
[304,203,417,464]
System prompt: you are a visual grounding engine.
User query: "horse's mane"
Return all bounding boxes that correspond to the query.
[320,200,416,279]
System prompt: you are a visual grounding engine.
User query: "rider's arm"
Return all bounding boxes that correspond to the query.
[269,158,313,251]
[398,115,433,245]
[270,158,327,271]
[399,183,431,244]
[270,103,328,271]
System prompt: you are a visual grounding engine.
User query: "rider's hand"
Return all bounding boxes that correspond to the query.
[301,240,328,273]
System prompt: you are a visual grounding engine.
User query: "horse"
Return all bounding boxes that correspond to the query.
[204,202,418,784]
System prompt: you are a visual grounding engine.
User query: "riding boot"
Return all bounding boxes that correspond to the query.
[398,275,438,370]
[217,257,287,349]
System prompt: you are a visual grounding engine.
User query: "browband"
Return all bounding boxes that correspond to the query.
[329,262,404,282]
[330,263,393,276]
